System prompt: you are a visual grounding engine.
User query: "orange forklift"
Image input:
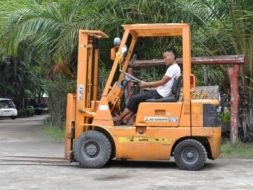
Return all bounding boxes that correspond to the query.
[1,24,221,170]
[64,23,221,171]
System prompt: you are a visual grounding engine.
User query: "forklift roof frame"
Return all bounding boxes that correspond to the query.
[103,23,191,110]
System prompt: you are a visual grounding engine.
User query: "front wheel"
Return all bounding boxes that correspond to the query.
[174,139,207,171]
[73,130,112,168]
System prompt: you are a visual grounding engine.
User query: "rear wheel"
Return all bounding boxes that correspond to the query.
[74,130,112,168]
[10,116,16,119]
[174,139,207,171]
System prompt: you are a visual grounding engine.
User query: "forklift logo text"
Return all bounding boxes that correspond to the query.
[78,84,84,101]
[144,117,168,122]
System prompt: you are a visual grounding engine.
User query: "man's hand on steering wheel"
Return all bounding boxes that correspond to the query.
[138,81,148,88]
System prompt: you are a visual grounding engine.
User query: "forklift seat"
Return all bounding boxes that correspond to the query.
[145,75,183,102]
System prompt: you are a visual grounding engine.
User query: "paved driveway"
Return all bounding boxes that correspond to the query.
[0,115,253,190]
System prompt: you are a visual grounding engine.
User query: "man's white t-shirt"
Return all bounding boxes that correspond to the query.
[156,63,181,97]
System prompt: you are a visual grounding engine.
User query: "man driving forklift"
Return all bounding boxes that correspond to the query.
[113,48,181,125]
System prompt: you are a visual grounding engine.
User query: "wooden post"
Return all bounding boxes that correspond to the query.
[131,54,246,67]
[228,64,240,143]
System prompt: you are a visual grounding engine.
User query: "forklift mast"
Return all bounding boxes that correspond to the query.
[65,30,108,160]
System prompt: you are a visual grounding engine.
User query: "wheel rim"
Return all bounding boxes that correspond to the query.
[83,141,100,158]
[181,147,199,165]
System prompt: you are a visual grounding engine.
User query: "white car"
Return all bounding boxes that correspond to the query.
[0,98,18,119]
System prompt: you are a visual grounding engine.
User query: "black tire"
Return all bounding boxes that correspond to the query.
[73,130,112,168]
[10,116,16,120]
[174,139,207,171]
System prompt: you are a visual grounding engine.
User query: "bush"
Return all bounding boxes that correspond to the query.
[43,115,52,125]
[46,74,75,130]
[18,109,25,117]
[18,108,35,117]
[218,112,231,122]
[27,107,35,116]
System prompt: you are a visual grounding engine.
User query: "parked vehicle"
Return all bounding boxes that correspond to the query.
[28,99,42,115]
[0,98,18,119]
[39,103,49,113]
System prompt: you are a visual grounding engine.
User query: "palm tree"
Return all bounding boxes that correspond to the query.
[0,0,124,126]
[0,0,123,72]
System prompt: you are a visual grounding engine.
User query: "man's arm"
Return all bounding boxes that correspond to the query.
[139,75,171,88]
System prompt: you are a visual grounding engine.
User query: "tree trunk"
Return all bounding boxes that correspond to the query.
[228,64,240,143]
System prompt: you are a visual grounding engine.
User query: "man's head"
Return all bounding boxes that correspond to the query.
[163,48,177,66]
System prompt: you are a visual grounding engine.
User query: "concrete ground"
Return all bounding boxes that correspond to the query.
[0,115,253,190]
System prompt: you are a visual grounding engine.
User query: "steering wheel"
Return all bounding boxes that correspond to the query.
[119,70,141,82]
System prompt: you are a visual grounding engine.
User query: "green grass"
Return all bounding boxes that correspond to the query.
[220,139,253,159]
[39,124,65,141]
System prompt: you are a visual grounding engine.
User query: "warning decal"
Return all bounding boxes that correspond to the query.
[144,117,168,122]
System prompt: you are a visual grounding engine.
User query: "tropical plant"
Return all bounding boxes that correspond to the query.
[0,0,122,123]
[46,73,75,129]
[180,0,253,143]
[0,0,193,128]
[0,55,40,108]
